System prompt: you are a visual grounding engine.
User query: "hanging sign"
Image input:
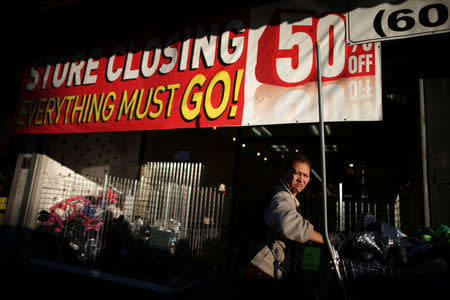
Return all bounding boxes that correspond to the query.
[14,6,381,134]
[347,0,450,44]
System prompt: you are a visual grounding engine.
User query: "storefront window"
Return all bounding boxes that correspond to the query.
[13,105,421,273]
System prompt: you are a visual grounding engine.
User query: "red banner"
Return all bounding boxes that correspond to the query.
[14,7,381,134]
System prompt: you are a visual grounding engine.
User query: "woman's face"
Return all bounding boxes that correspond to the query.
[284,161,311,196]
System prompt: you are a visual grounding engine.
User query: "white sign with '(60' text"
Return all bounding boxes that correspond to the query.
[347,0,450,44]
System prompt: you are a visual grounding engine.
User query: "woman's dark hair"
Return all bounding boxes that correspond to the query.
[282,153,312,173]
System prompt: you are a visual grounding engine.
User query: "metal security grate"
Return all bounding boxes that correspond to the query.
[32,157,227,263]
[138,162,225,254]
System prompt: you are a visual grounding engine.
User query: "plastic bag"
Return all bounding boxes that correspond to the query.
[351,228,396,261]
[352,231,383,255]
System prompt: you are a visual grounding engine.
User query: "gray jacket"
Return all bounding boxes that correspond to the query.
[250,184,314,279]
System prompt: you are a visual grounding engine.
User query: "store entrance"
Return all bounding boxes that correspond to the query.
[233,118,421,246]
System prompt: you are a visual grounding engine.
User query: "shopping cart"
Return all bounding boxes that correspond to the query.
[325,245,448,300]
[337,257,400,281]
[293,242,408,300]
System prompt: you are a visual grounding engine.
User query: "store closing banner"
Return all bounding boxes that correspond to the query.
[14,6,381,134]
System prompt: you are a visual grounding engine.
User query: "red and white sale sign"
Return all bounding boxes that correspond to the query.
[14,6,381,134]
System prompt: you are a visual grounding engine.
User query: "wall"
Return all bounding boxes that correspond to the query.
[425,77,450,226]
[42,131,142,179]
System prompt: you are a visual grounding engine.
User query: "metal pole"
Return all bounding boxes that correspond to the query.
[184,163,192,231]
[316,41,344,286]
[339,183,343,231]
[131,178,139,222]
[419,78,431,228]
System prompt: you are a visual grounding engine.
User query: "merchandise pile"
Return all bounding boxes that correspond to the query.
[36,188,124,261]
[335,213,449,279]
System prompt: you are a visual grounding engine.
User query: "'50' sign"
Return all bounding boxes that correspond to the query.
[255,11,375,87]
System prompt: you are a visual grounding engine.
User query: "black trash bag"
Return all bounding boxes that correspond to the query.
[352,231,383,255]
[357,213,399,260]
[359,249,375,261]
[350,229,397,263]
[377,222,398,257]
[329,232,343,252]
[37,210,51,223]
[361,212,377,231]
